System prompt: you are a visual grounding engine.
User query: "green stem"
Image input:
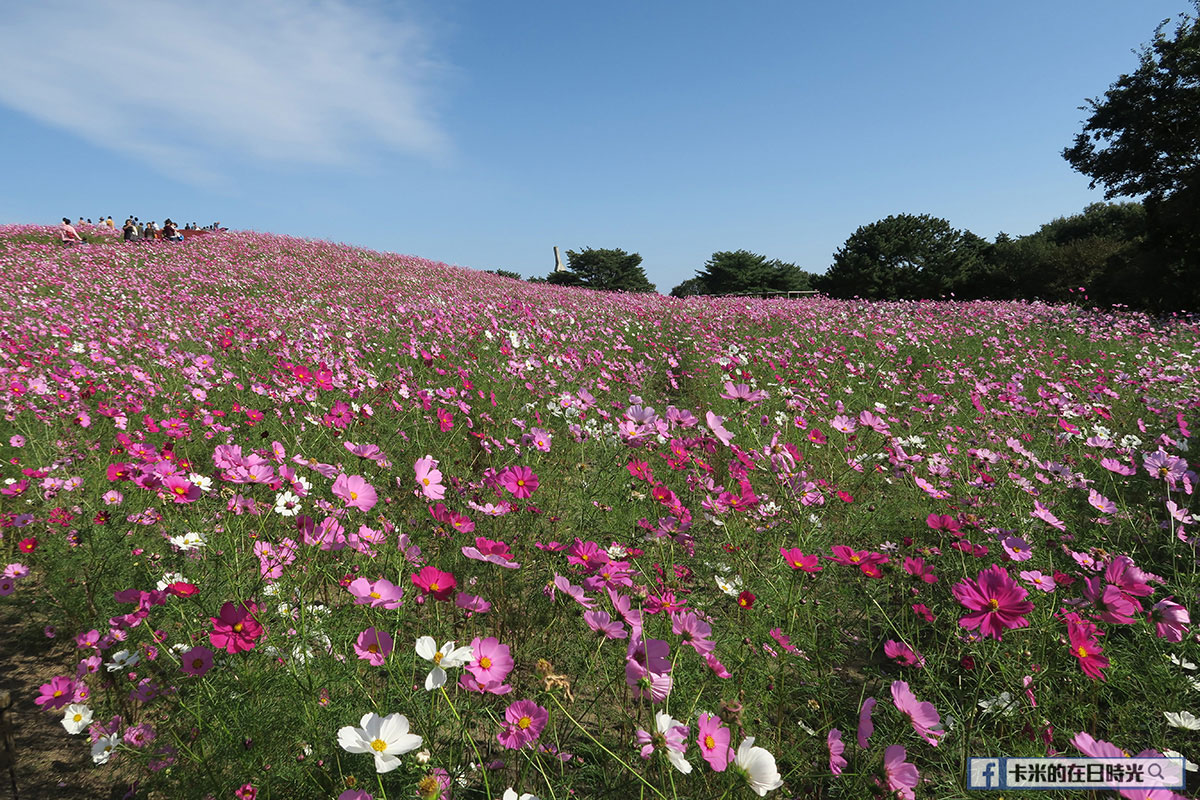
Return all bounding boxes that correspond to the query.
[547,694,667,799]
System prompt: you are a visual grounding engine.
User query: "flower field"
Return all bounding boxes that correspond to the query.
[1,226,1198,799]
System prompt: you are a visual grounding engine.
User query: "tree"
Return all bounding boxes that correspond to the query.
[1063,4,1200,310]
[693,250,814,296]
[816,214,989,300]
[669,277,708,298]
[550,248,656,293]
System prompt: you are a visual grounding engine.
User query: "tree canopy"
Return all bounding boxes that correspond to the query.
[816,214,989,300]
[548,248,656,293]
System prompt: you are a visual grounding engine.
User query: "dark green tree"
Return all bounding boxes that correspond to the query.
[1063,4,1200,311]
[694,251,814,296]
[816,214,989,300]
[550,248,656,293]
[669,277,708,298]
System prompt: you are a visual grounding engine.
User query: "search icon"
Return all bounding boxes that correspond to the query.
[1148,763,1164,779]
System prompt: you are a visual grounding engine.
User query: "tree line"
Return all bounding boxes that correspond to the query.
[528,5,1198,313]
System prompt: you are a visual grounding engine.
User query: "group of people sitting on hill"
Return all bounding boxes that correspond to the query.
[60,216,224,245]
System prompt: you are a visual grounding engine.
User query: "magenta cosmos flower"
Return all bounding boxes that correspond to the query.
[497,700,548,749]
[951,564,1034,641]
[411,566,456,601]
[179,645,214,677]
[499,466,539,499]
[332,474,377,513]
[35,676,77,710]
[209,601,264,654]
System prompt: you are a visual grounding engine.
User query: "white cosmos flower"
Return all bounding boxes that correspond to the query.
[156,572,185,591]
[61,704,93,734]
[336,712,422,773]
[978,692,1017,716]
[106,649,139,672]
[92,733,119,764]
[734,736,784,796]
[715,575,742,597]
[188,473,213,492]
[1165,710,1200,730]
[274,490,301,516]
[168,531,207,551]
[1168,654,1198,671]
[503,791,540,800]
[415,637,473,691]
[1163,749,1198,772]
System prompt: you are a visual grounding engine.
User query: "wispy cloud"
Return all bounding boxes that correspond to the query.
[0,0,449,183]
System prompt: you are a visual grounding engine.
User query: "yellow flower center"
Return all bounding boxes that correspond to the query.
[422,478,430,486]
[350,491,358,500]
[433,651,444,665]
[429,582,440,592]
[517,479,525,486]
[192,658,205,670]
[518,716,532,730]
[987,598,1000,611]
[1077,645,1089,658]
[369,591,381,599]
[849,555,860,563]
[370,738,388,752]
[233,622,244,632]
[53,690,63,697]
[73,713,83,722]
[704,734,715,749]
[480,656,492,669]
[367,644,380,654]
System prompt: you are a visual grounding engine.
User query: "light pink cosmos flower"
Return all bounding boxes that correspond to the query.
[1001,536,1032,562]
[1019,570,1057,592]
[347,577,403,609]
[332,474,377,513]
[1031,500,1067,530]
[697,712,732,772]
[720,381,768,403]
[1088,489,1118,515]
[890,681,944,747]
[354,628,394,666]
[951,564,1034,641]
[551,574,595,609]
[636,711,691,774]
[882,745,919,800]
[413,456,445,500]
[583,610,627,640]
[1149,598,1190,642]
[704,411,734,445]
[883,640,925,668]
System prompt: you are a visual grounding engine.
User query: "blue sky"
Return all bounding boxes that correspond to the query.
[0,1,1188,291]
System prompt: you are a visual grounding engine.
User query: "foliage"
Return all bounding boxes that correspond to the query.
[678,251,813,297]
[549,247,656,293]
[668,277,707,298]
[817,214,990,300]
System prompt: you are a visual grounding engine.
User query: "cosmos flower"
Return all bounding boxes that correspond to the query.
[951,564,1033,641]
[337,712,422,773]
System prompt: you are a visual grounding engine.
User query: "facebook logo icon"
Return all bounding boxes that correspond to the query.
[969,758,1006,790]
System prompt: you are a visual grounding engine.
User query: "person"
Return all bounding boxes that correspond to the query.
[122,218,136,242]
[105,216,115,228]
[162,219,182,242]
[60,217,84,244]
[77,217,85,228]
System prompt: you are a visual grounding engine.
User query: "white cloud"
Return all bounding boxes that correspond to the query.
[0,0,449,182]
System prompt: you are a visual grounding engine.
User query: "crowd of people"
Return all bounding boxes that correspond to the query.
[59,215,223,245]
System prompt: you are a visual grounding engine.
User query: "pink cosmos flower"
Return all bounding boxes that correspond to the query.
[828,728,847,776]
[1149,598,1190,642]
[347,577,404,609]
[332,474,377,513]
[179,645,213,677]
[1001,536,1032,562]
[163,475,201,503]
[720,381,768,403]
[883,640,925,668]
[462,537,519,568]
[890,681,944,747]
[583,610,627,640]
[1031,500,1066,530]
[497,700,548,749]
[209,602,264,654]
[704,411,734,445]
[413,456,445,500]
[35,676,76,710]
[455,592,492,614]
[882,745,919,800]
[625,659,673,703]
[411,566,456,602]
[951,564,1034,641]
[697,712,733,772]
[466,637,514,685]
[1019,570,1056,592]
[429,502,475,533]
[354,628,394,666]
[551,574,596,609]
[857,697,876,749]
[671,611,715,654]
[499,466,539,499]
